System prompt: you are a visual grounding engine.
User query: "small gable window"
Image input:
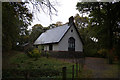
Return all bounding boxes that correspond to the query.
[71,29,73,32]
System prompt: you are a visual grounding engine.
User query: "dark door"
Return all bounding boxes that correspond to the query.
[68,37,75,51]
[49,44,53,51]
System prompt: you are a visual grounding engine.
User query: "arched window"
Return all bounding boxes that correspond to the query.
[68,37,75,51]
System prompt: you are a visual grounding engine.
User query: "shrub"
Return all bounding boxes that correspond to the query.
[27,48,41,60]
[25,46,34,54]
[32,48,41,59]
[84,49,98,57]
[97,49,108,58]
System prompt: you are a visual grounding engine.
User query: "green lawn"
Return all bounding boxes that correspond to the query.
[9,53,74,69]
[3,51,98,79]
[3,52,78,79]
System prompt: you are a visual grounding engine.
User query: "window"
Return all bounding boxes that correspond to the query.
[71,29,73,32]
[68,37,75,51]
[36,45,38,48]
[49,44,53,51]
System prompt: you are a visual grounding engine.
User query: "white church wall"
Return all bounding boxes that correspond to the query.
[58,25,83,51]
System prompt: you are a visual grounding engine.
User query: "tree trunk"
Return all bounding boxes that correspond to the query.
[106,4,114,64]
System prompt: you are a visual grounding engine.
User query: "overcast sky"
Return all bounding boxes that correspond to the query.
[28,0,80,29]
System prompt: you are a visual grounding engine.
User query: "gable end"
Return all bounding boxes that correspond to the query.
[58,23,84,45]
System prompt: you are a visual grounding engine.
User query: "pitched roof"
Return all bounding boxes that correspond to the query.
[34,24,70,45]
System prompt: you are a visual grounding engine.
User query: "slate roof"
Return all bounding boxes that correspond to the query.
[34,24,70,45]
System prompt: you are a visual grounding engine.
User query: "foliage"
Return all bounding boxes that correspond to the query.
[27,48,41,60]
[76,2,120,59]
[74,14,89,29]
[3,53,74,79]
[2,0,58,52]
[48,21,63,29]
[18,35,30,45]
[56,21,63,26]
[97,49,108,58]
[84,45,98,57]
[41,51,84,59]
[74,14,99,57]
[29,24,49,43]
[2,2,32,51]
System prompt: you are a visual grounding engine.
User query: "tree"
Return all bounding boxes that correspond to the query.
[74,14,89,29]
[25,0,58,19]
[29,24,48,43]
[76,2,120,47]
[2,2,32,51]
[2,1,58,52]
[76,2,120,62]
[56,21,63,26]
[48,24,57,29]
[48,21,63,29]
[74,14,99,57]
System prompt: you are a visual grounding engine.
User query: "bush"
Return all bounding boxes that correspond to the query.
[2,68,60,79]
[25,46,34,54]
[84,49,98,57]
[33,48,41,58]
[27,48,41,60]
[97,49,108,58]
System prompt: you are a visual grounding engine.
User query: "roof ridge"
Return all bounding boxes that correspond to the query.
[46,24,68,31]
[34,23,70,45]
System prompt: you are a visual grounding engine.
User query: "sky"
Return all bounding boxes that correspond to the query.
[28,0,80,29]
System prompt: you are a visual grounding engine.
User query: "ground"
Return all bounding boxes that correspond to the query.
[2,51,119,79]
[57,57,119,78]
[84,57,119,78]
[2,51,75,79]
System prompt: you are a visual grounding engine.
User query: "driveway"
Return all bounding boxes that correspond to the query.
[84,57,119,78]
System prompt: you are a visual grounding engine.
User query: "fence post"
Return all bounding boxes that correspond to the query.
[62,67,66,80]
[25,72,30,80]
[72,65,74,80]
[79,63,81,72]
[79,59,81,73]
[76,61,78,78]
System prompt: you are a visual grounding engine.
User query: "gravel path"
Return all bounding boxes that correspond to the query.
[84,57,119,78]
[57,57,119,78]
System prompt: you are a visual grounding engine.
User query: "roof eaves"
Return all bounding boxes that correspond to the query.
[36,42,59,45]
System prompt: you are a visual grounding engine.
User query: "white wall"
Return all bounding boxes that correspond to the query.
[43,25,83,52]
[43,44,58,51]
[53,44,58,51]
[58,25,83,51]
[44,45,49,51]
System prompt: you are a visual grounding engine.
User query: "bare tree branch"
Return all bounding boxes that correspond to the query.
[25,0,58,20]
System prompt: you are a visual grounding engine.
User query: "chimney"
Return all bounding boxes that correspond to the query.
[68,16,74,26]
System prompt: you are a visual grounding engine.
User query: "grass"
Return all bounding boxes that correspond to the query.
[3,51,97,79]
[3,52,78,79]
[9,53,74,70]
